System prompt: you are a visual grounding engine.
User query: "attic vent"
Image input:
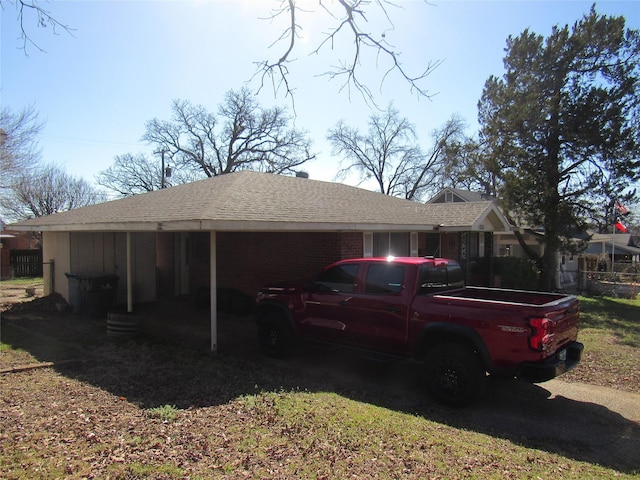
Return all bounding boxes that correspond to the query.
[296,171,309,179]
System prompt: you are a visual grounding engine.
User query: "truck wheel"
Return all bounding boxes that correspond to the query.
[423,343,486,407]
[258,313,294,358]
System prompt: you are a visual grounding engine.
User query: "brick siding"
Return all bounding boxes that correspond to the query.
[188,231,363,296]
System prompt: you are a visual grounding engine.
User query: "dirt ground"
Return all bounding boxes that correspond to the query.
[1,283,640,476]
[0,281,45,311]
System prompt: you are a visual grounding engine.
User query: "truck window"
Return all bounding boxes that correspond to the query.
[365,264,405,294]
[419,263,464,293]
[315,264,359,293]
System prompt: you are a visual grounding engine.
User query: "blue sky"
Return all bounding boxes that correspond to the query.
[2,0,639,192]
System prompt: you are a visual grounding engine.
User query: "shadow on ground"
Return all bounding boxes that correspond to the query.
[2,297,639,474]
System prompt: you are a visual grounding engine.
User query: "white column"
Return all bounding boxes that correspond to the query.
[210,231,217,352]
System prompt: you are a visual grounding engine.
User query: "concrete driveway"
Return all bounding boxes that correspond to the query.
[545,378,640,422]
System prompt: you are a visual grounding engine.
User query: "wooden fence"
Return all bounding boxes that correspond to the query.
[8,249,43,278]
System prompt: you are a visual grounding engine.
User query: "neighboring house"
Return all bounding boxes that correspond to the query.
[428,188,496,204]
[0,222,42,279]
[579,233,639,298]
[583,232,640,266]
[428,188,583,291]
[495,228,581,291]
[427,188,511,283]
[10,172,511,351]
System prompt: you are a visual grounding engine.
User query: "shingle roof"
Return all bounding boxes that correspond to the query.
[427,188,496,204]
[11,171,509,233]
[587,233,640,254]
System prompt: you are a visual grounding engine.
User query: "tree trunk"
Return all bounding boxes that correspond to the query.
[540,246,559,292]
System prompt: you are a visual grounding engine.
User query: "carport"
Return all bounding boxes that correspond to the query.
[12,171,451,352]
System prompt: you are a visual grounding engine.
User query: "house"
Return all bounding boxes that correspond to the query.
[10,171,511,350]
[427,188,511,280]
[583,232,640,266]
[0,220,42,279]
[429,188,583,291]
[428,188,496,204]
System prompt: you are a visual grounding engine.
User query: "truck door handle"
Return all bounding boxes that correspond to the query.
[385,306,401,313]
[338,300,351,307]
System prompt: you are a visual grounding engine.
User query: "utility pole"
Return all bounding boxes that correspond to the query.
[154,149,172,189]
[161,150,166,189]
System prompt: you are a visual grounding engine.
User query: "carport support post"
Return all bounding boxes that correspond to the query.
[210,231,218,352]
[126,232,133,313]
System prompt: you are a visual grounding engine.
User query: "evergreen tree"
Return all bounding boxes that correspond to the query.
[478,7,640,290]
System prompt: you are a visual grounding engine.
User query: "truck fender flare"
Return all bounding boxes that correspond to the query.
[415,323,494,372]
[255,300,297,333]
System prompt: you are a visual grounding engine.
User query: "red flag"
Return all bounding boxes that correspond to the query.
[614,220,628,233]
[615,202,629,215]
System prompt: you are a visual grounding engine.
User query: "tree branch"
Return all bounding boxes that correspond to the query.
[254,0,439,107]
[5,0,75,54]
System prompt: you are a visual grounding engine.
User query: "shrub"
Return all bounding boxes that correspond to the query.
[493,257,539,290]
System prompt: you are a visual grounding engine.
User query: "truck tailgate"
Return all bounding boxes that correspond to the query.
[537,297,580,353]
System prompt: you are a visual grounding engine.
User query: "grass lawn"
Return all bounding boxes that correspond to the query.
[1,280,639,479]
[562,295,640,391]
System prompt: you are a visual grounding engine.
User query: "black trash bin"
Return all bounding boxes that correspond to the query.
[65,273,119,318]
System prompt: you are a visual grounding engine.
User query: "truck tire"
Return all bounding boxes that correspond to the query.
[423,343,486,407]
[258,312,294,358]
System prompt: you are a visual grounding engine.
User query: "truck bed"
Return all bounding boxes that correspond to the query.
[432,286,575,307]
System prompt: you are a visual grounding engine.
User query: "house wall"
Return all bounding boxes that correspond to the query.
[440,232,460,260]
[0,231,40,250]
[156,232,175,298]
[68,232,156,305]
[495,232,544,257]
[43,231,71,298]
[171,231,363,297]
[419,233,441,257]
[189,232,211,294]
[0,249,9,280]
[215,231,362,296]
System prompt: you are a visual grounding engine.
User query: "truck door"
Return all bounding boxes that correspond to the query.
[300,262,361,343]
[343,262,410,353]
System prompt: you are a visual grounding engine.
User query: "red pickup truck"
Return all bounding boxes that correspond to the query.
[255,256,583,406]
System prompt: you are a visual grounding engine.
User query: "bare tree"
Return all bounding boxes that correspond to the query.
[0,105,43,189]
[329,106,460,201]
[0,163,105,221]
[255,0,440,105]
[96,152,200,197]
[329,106,422,197]
[403,115,468,200]
[142,88,315,178]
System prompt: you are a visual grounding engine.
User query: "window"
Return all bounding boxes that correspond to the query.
[365,264,405,294]
[372,232,409,256]
[315,264,359,293]
[418,262,464,293]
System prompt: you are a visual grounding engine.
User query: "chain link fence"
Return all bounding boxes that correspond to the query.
[579,263,639,298]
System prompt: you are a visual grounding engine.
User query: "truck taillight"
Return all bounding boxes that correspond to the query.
[529,317,554,352]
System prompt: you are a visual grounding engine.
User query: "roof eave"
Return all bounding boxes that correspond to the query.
[11,220,439,233]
